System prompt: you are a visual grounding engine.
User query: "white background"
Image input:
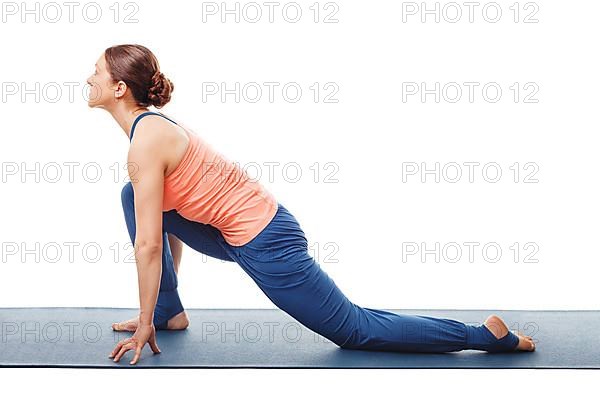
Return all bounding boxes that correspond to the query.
[0,0,598,396]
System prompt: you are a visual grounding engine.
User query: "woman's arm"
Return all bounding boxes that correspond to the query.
[167,233,183,274]
[127,122,169,327]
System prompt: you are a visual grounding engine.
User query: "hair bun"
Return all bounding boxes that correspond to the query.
[147,71,174,108]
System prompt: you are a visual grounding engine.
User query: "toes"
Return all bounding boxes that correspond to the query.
[112,322,128,331]
[112,321,137,332]
[522,338,535,351]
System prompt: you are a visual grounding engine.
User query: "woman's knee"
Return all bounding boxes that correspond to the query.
[121,181,134,208]
[336,328,363,350]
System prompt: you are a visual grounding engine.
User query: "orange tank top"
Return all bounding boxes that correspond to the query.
[129,112,278,247]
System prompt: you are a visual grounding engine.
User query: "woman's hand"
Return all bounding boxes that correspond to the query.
[109,323,161,365]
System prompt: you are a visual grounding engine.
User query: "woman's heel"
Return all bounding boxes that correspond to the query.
[464,323,520,353]
[480,323,520,353]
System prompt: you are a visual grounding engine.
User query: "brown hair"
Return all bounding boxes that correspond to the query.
[104,44,174,109]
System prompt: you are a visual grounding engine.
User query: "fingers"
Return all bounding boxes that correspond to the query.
[110,337,137,362]
[148,327,161,354]
[109,340,125,359]
[131,345,142,365]
[149,334,161,354]
[114,340,136,362]
[108,326,162,365]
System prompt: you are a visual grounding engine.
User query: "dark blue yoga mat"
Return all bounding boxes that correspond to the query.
[0,307,593,368]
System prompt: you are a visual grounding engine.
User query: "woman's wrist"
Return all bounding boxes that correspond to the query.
[138,311,154,326]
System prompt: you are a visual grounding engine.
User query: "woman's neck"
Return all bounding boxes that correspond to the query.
[109,105,151,139]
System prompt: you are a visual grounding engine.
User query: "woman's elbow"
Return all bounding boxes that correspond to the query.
[134,240,162,255]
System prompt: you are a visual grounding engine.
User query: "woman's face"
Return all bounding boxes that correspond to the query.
[86,53,122,109]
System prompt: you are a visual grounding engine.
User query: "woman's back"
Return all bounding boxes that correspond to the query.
[130,111,278,247]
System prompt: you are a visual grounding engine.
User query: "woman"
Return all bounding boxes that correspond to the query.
[87,44,536,365]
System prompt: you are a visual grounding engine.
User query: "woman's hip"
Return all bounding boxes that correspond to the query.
[227,202,309,263]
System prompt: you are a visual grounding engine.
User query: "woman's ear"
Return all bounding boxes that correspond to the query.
[114,80,128,99]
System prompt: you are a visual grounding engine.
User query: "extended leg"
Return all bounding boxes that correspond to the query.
[234,247,477,352]
[223,203,519,353]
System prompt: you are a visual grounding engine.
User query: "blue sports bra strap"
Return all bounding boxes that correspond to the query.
[129,111,178,142]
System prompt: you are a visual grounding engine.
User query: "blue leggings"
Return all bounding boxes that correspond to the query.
[121,182,519,353]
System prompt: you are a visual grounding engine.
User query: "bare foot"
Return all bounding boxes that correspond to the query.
[112,311,190,332]
[112,315,139,332]
[484,314,536,352]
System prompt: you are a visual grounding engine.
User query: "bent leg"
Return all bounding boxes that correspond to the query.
[121,182,234,328]
[121,182,183,329]
[162,209,234,263]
